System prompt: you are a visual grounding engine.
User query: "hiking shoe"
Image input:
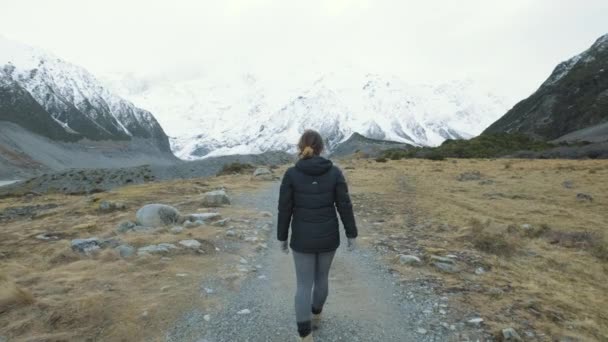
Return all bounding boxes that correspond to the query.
[312,313,322,330]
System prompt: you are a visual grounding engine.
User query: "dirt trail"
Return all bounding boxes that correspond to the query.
[167,181,479,342]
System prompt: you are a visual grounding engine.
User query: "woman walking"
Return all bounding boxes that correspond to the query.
[277,129,358,341]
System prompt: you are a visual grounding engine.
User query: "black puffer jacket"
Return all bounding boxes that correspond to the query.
[277,156,358,253]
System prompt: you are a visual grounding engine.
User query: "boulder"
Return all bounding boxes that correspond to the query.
[252,167,274,181]
[201,190,231,207]
[135,204,182,227]
[137,243,178,255]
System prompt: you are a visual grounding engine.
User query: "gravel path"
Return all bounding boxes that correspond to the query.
[167,181,481,342]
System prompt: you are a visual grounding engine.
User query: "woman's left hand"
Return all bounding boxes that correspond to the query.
[347,238,357,252]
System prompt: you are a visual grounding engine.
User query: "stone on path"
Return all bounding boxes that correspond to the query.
[466,318,484,327]
[237,309,251,315]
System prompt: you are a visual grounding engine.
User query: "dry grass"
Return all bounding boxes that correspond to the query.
[0,173,272,341]
[339,158,608,341]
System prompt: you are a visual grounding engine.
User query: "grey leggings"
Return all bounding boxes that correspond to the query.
[292,250,336,336]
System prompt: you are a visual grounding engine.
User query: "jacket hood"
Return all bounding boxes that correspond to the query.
[295,156,333,176]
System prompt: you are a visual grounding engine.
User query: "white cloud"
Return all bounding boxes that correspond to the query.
[1,0,607,101]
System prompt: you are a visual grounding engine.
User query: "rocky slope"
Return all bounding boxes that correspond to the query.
[106,71,510,160]
[484,33,608,140]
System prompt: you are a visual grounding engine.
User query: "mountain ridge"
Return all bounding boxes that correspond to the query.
[484,33,608,140]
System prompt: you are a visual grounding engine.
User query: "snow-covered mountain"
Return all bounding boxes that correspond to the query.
[0,36,171,153]
[106,70,511,160]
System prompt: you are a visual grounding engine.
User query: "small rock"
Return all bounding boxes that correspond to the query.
[184,221,201,228]
[433,262,459,273]
[226,230,237,237]
[186,213,221,223]
[71,237,101,255]
[202,190,231,207]
[176,273,189,277]
[416,328,427,335]
[502,327,523,341]
[136,204,181,227]
[212,218,231,227]
[114,244,136,258]
[562,180,574,189]
[466,317,484,326]
[237,309,251,315]
[35,233,59,240]
[137,243,178,255]
[475,267,486,275]
[457,171,482,181]
[239,257,248,264]
[170,226,184,234]
[398,255,422,266]
[116,220,137,233]
[203,314,211,322]
[179,239,202,249]
[204,288,214,294]
[521,223,532,230]
[99,200,126,212]
[430,255,455,264]
[244,236,258,242]
[576,193,593,202]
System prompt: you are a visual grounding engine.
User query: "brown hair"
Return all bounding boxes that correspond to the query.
[297,129,324,159]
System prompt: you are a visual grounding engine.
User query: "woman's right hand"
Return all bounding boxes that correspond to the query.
[280,240,289,254]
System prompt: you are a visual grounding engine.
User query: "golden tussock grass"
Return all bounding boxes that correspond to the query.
[340,158,608,341]
[0,173,272,341]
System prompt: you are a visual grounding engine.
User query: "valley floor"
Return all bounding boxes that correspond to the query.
[0,158,606,341]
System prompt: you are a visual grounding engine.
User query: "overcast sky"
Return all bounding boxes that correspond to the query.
[1,0,607,101]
